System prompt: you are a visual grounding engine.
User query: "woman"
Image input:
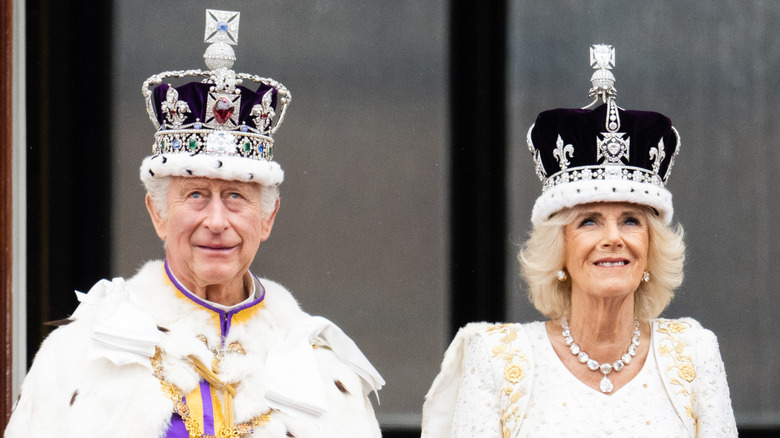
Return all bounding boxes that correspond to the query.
[422,45,737,437]
[5,10,383,437]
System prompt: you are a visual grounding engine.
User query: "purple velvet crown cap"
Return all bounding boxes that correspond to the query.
[151,82,279,129]
[527,103,680,225]
[530,104,678,180]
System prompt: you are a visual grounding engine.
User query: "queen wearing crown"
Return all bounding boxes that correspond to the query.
[421,45,737,437]
[5,10,383,438]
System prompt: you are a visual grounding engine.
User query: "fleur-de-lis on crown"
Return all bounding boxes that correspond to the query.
[251,90,276,135]
[160,87,191,127]
[649,138,666,176]
[553,135,574,170]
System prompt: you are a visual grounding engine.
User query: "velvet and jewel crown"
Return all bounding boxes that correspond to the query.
[140,9,291,187]
[526,44,680,225]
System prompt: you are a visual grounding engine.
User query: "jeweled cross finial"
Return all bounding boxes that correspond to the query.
[590,44,615,70]
[203,10,240,71]
[205,9,240,45]
[588,44,617,104]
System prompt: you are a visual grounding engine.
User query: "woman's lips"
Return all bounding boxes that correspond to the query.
[594,259,629,267]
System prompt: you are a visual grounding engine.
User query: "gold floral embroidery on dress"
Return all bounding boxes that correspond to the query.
[485,324,528,438]
[655,319,698,425]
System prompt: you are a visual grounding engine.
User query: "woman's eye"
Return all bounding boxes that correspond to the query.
[579,217,597,227]
[624,217,640,226]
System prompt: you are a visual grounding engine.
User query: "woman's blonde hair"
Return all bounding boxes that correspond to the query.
[518,204,685,322]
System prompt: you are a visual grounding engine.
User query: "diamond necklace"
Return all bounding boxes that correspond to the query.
[560,316,640,393]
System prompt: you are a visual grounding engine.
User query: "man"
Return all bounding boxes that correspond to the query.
[5,9,383,437]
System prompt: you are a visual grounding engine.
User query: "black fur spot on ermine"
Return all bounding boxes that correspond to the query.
[70,390,79,406]
[334,379,350,395]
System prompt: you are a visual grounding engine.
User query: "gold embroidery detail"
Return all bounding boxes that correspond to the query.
[485,324,527,438]
[666,322,688,333]
[656,319,698,422]
[504,364,525,383]
[500,330,517,343]
[678,363,696,382]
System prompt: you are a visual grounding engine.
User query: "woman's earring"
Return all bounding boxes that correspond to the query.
[642,271,650,283]
[556,270,568,282]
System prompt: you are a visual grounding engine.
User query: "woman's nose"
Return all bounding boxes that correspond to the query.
[600,221,623,248]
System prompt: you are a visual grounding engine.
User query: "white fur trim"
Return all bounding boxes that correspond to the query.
[531,178,673,225]
[140,153,284,186]
[6,260,381,437]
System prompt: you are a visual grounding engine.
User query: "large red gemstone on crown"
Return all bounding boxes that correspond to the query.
[214,97,235,124]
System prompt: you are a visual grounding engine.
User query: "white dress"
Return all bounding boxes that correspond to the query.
[453,322,686,437]
[422,319,737,438]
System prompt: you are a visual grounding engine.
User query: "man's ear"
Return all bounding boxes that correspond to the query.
[259,198,280,242]
[146,194,167,240]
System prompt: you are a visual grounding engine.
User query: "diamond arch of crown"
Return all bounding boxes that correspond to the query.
[141,70,292,135]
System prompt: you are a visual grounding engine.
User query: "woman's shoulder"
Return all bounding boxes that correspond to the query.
[652,316,718,344]
[651,316,724,389]
[456,320,545,339]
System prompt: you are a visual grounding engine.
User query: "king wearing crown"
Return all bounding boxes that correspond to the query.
[5,10,384,438]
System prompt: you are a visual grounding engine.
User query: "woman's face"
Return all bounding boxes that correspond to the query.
[147,177,277,292]
[563,202,650,300]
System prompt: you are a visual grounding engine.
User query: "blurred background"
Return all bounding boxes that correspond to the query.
[9,0,779,435]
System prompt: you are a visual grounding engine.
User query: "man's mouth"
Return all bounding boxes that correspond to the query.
[198,244,236,251]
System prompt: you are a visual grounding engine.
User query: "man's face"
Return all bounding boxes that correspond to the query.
[147,177,277,293]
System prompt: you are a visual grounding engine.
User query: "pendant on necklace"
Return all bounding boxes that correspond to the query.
[561,315,639,394]
[599,375,614,393]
